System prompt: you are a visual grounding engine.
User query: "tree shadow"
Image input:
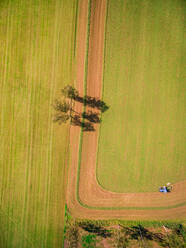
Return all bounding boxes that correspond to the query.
[74,95,109,113]
[79,222,111,238]
[53,86,109,132]
[124,225,167,247]
[124,225,157,241]
[82,110,101,123]
[71,115,95,132]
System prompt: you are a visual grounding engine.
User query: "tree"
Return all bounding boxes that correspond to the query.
[112,227,130,248]
[53,99,70,113]
[81,234,97,248]
[65,222,79,248]
[53,85,109,131]
[160,224,186,248]
[53,113,70,124]
[61,85,79,100]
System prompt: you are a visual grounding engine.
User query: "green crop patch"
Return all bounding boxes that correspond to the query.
[0,0,77,247]
[97,0,186,193]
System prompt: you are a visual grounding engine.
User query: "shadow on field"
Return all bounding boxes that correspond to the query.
[74,95,109,113]
[79,222,111,238]
[53,85,109,132]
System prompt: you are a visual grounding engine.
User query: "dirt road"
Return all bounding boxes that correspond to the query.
[66,0,186,220]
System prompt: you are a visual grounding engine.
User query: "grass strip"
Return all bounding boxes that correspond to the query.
[75,218,186,228]
[73,0,79,57]
[95,0,109,194]
[76,0,92,203]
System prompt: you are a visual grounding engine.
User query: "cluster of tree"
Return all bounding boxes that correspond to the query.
[112,224,186,248]
[65,222,79,248]
[65,220,186,248]
[65,221,111,248]
[53,85,109,131]
[81,234,97,248]
[79,222,111,238]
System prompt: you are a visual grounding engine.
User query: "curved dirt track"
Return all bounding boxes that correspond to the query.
[66,0,186,220]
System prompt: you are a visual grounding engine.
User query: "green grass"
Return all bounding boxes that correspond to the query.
[97,0,186,193]
[0,0,77,247]
[76,218,186,229]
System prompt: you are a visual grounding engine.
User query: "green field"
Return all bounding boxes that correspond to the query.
[97,0,186,193]
[0,0,77,247]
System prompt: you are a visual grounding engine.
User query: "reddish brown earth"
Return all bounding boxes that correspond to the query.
[66,0,186,220]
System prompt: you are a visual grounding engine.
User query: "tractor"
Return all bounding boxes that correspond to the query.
[159,183,172,193]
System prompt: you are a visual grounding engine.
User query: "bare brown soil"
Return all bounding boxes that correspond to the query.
[66,0,186,220]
